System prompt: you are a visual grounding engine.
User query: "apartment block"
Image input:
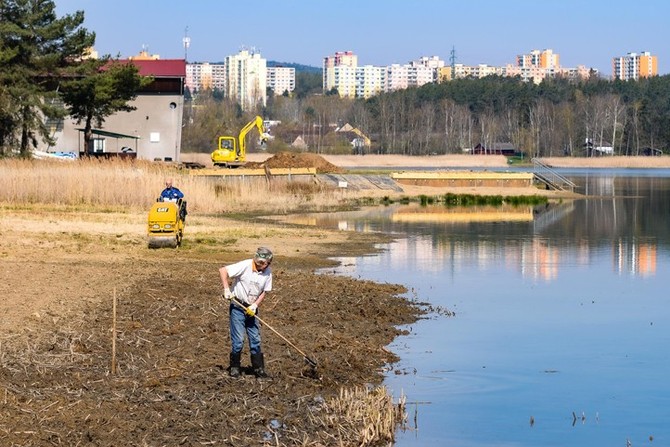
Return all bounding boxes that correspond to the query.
[438,64,502,82]
[331,65,357,97]
[185,62,225,93]
[355,65,387,98]
[225,49,267,110]
[323,51,358,95]
[267,66,295,95]
[437,49,593,84]
[612,51,658,81]
[517,49,559,69]
[324,51,443,98]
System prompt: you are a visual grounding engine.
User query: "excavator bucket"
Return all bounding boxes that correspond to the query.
[147,200,185,249]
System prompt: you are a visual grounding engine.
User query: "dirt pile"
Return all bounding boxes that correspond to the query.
[245,151,346,174]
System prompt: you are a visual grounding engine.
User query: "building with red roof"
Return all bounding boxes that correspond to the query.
[40,51,187,162]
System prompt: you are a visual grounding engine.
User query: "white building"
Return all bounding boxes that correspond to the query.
[324,51,442,98]
[266,66,295,96]
[323,51,358,97]
[330,65,357,97]
[186,62,226,93]
[225,49,267,110]
[355,65,387,98]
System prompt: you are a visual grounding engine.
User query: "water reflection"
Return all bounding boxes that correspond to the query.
[277,172,670,446]
[280,194,662,281]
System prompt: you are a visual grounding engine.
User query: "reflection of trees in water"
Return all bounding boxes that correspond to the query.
[374,176,669,278]
[556,176,670,246]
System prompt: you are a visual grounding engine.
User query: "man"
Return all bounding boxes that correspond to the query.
[160,178,184,202]
[219,247,273,378]
[159,179,187,221]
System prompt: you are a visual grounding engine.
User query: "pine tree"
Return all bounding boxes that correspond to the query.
[0,0,94,156]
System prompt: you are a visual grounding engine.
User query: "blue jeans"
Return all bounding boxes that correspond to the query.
[229,303,261,355]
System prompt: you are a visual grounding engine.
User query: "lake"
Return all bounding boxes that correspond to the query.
[285,169,670,447]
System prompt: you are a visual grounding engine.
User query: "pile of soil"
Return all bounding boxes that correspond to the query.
[245,152,346,174]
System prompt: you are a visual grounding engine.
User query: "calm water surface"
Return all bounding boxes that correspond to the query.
[285,169,670,447]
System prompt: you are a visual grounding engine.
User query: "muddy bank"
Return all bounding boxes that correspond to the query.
[0,211,423,446]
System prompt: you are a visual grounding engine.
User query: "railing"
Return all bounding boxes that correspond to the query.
[531,158,577,192]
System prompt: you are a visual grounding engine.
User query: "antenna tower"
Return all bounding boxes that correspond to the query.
[449,46,457,80]
[182,26,191,61]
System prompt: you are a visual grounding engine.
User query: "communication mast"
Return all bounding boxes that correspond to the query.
[182,26,191,62]
[449,46,457,80]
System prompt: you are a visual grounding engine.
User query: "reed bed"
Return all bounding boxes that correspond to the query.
[322,386,407,446]
[0,158,355,215]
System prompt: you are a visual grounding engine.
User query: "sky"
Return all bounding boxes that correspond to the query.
[55,0,670,76]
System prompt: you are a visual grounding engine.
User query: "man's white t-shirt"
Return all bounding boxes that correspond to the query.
[227,259,272,304]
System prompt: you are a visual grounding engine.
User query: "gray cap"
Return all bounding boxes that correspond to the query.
[255,247,273,261]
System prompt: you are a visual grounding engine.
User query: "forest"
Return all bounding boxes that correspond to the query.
[182,73,670,157]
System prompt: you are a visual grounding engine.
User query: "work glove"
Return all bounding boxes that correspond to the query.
[223,288,233,300]
[246,303,257,317]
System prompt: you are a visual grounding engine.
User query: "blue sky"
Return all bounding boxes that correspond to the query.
[55,0,669,76]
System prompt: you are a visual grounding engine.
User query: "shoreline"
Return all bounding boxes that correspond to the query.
[220,152,670,169]
[0,206,418,446]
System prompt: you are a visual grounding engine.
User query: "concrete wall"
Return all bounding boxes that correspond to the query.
[391,171,534,188]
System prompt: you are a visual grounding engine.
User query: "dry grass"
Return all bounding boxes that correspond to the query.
[539,155,670,168]
[0,158,361,215]
[324,386,407,445]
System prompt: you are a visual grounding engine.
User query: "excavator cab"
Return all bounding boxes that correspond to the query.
[211,136,241,167]
[147,198,186,248]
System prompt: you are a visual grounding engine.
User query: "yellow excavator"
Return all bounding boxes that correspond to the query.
[211,116,270,168]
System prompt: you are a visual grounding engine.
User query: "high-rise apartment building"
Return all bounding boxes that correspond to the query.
[186,62,294,98]
[185,62,226,93]
[324,51,442,98]
[517,49,559,70]
[386,63,436,92]
[436,49,593,84]
[266,66,296,96]
[612,51,658,81]
[323,51,358,97]
[355,65,387,98]
[438,64,502,82]
[225,49,267,110]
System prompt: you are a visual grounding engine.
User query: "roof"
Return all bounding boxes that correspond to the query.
[77,128,140,139]
[116,59,186,77]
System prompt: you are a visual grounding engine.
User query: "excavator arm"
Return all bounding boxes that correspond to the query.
[237,116,268,159]
[211,116,269,167]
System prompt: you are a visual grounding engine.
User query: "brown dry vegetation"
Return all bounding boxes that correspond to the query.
[539,155,670,168]
[1,208,421,446]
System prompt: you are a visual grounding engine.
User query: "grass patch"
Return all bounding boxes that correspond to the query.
[443,193,547,207]
[347,193,548,208]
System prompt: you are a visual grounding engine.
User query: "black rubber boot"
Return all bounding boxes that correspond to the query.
[229,352,241,378]
[250,352,268,378]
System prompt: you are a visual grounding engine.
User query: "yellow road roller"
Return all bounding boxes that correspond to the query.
[147,199,186,248]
